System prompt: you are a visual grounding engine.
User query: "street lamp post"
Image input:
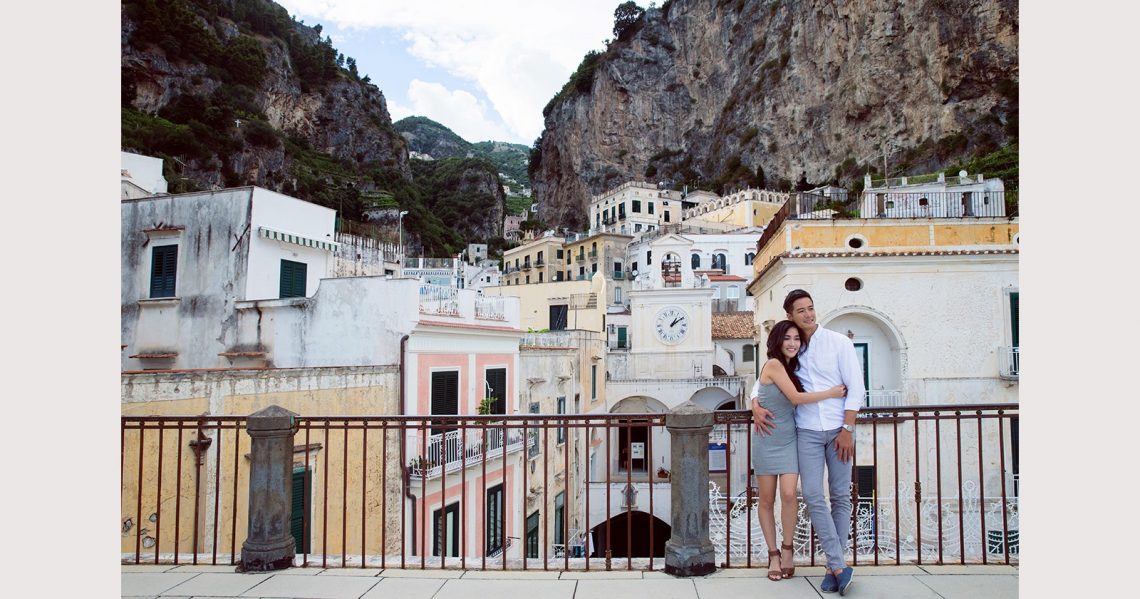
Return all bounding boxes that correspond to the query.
[398,210,409,262]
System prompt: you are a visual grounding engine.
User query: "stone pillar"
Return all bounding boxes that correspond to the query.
[664,402,716,577]
[239,405,297,572]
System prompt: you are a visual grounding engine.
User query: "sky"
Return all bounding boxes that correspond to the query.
[274,0,625,146]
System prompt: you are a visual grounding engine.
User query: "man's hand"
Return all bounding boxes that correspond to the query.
[835,428,854,462]
[752,403,775,436]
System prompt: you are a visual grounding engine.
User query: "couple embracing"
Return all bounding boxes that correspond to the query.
[750,289,864,595]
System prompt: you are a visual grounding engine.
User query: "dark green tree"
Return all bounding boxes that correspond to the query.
[613,1,644,39]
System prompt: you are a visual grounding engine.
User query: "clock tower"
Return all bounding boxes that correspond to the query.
[627,286,714,380]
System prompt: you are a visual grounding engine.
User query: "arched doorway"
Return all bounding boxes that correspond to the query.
[592,511,671,558]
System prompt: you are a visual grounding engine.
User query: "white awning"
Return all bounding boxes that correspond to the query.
[258,226,339,252]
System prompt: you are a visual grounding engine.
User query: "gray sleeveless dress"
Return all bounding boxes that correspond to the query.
[751,381,799,475]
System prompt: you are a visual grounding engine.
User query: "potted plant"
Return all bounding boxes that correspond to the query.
[657,466,670,479]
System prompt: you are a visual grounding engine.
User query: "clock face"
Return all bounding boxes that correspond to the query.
[654,306,689,345]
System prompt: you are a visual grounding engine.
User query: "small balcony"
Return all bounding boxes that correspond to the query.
[588,250,597,259]
[611,271,625,280]
[998,346,1019,380]
[522,262,533,271]
[865,389,902,407]
[409,427,525,479]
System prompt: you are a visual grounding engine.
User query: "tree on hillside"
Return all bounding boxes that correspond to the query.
[613,1,645,39]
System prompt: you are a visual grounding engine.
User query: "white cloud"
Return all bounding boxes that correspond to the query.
[399,80,514,143]
[276,1,619,142]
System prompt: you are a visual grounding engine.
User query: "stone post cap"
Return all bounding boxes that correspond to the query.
[246,405,297,432]
[666,401,713,429]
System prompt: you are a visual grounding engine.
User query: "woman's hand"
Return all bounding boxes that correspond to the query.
[828,384,847,398]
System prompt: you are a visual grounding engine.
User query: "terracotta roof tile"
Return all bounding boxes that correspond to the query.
[708,274,746,281]
[711,311,755,339]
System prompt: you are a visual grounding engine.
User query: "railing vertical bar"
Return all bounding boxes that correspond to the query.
[892,416,900,565]
[343,423,349,567]
[626,419,632,571]
[212,420,222,565]
[399,422,406,570]
[565,416,572,572]
[605,419,612,571]
[542,422,549,570]
[481,419,487,571]
[522,420,529,571]
[193,420,202,565]
[976,411,986,565]
[913,411,921,565]
[871,414,879,566]
[440,424,448,570]
[323,422,330,568]
[381,422,388,570]
[506,415,510,570]
[850,421,858,566]
[935,412,944,564]
[724,418,732,568]
[955,412,964,565]
[174,424,184,564]
[584,420,591,572]
[303,423,311,567]
[420,422,427,569]
[461,421,467,571]
[135,423,145,564]
[998,411,1010,565]
[648,420,655,570]
[155,423,165,564]
[231,423,240,565]
[745,420,752,568]
[361,425,368,568]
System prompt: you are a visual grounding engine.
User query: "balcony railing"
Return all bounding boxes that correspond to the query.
[409,427,525,479]
[588,250,597,259]
[475,295,507,321]
[419,284,460,316]
[521,331,576,348]
[998,346,1019,379]
[611,271,625,280]
[866,389,902,407]
[122,405,1017,570]
[521,262,532,271]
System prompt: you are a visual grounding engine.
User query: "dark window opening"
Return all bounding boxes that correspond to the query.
[150,245,178,298]
[550,304,568,330]
[280,259,308,298]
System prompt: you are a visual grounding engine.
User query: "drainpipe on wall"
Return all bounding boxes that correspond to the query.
[399,334,416,554]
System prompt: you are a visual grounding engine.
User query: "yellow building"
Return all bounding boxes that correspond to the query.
[502,233,566,285]
[747,175,1020,407]
[683,187,788,229]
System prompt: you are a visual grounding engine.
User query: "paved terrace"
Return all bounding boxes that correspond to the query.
[123,564,1018,598]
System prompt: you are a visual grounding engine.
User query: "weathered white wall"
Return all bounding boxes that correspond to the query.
[122,188,256,371]
[121,152,168,196]
[246,187,337,300]
[752,254,1019,405]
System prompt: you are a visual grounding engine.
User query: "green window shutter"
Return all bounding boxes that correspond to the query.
[487,368,507,414]
[554,492,565,545]
[290,469,309,553]
[150,245,178,298]
[617,327,627,349]
[1009,292,1019,348]
[280,259,307,298]
[431,371,459,435]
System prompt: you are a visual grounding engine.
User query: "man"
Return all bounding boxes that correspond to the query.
[756,289,864,594]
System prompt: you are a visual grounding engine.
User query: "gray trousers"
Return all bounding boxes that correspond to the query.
[797,427,853,571]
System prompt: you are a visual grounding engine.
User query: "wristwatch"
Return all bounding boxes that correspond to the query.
[840,424,853,433]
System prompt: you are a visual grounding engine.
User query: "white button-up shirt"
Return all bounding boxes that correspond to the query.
[794,325,865,431]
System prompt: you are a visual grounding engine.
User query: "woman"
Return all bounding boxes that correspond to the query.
[751,320,846,581]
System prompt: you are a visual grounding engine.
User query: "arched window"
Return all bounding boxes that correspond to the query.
[691,254,701,269]
[745,252,756,265]
[712,253,727,271]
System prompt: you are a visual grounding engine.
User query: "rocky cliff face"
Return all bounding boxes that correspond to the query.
[533,0,1018,229]
[121,1,409,193]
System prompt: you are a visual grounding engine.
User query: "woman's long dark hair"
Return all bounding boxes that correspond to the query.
[766,320,806,392]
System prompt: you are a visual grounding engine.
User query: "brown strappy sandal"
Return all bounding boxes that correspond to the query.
[767,549,783,581]
[780,541,795,578]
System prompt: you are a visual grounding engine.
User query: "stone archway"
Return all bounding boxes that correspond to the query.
[821,306,908,405]
[591,510,670,558]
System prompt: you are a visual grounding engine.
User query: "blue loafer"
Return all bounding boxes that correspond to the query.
[821,570,838,593]
[837,566,854,595]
